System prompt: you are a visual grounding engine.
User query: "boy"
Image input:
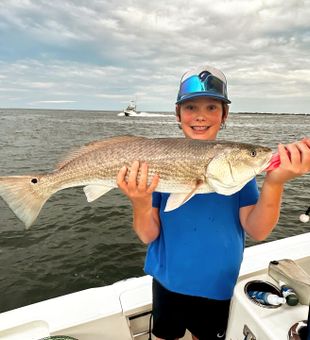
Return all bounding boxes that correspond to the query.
[117,65,310,339]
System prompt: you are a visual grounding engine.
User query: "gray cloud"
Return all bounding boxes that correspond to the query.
[0,0,309,113]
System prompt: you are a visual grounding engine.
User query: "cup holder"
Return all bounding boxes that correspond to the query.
[288,320,308,340]
[244,280,282,309]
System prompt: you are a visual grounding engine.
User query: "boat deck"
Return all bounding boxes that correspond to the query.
[0,232,309,339]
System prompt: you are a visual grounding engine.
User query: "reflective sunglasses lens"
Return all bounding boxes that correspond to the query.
[179,76,203,97]
[206,76,225,95]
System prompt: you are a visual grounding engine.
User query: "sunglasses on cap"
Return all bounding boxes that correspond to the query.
[176,70,231,104]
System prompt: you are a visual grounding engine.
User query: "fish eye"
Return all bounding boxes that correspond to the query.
[250,150,257,157]
[31,178,38,184]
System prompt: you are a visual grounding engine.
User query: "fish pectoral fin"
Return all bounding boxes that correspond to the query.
[164,180,204,212]
[164,192,195,212]
[83,184,113,202]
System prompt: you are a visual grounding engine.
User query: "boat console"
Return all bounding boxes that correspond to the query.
[226,233,310,340]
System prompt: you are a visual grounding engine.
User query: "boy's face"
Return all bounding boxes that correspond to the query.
[177,97,226,140]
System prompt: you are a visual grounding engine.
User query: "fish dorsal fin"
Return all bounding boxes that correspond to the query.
[56,135,145,169]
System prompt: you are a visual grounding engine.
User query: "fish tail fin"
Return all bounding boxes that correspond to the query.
[0,175,50,229]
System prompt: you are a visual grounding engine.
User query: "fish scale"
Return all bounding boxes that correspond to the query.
[0,135,272,228]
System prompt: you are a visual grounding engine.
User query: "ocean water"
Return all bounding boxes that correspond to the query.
[0,109,309,313]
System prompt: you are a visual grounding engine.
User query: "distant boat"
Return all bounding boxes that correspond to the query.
[123,100,138,116]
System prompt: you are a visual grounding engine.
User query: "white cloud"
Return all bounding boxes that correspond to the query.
[0,0,309,113]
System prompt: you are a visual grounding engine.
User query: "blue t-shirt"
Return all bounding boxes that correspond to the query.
[144,178,259,300]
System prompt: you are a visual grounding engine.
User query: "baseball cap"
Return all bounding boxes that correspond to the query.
[176,65,231,104]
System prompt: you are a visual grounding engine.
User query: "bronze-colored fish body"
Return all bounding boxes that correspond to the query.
[0,135,272,228]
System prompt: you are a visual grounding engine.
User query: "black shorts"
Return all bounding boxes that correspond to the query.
[152,279,230,340]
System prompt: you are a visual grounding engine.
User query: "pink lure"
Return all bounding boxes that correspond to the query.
[264,149,291,172]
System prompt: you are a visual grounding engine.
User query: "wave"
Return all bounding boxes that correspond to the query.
[117,111,174,117]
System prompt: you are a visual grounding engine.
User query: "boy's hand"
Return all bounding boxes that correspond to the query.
[265,138,310,185]
[117,161,159,206]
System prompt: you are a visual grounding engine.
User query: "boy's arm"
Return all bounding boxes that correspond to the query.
[240,138,310,241]
[117,161,160,244]
[132,204,161,244]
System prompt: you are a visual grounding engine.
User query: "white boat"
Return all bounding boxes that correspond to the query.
[123,100,138,117]
[0,232,309,340]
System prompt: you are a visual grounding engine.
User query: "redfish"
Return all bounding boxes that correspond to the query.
[0,135,273,228]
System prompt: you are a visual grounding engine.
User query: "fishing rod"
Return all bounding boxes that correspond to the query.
[299,206,310,223]
[300,206,310,339]
[307,303,310,340]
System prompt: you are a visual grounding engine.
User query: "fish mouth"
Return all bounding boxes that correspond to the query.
[254,153,274,175]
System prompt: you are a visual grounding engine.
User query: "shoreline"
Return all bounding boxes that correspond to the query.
[0,108,309,116]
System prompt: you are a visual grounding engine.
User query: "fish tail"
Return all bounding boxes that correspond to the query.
[0,175,51,229]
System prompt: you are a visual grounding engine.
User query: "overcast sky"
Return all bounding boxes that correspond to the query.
[0,0,309,113]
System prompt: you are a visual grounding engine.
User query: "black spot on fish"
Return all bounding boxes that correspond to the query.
[31,178,38,184]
